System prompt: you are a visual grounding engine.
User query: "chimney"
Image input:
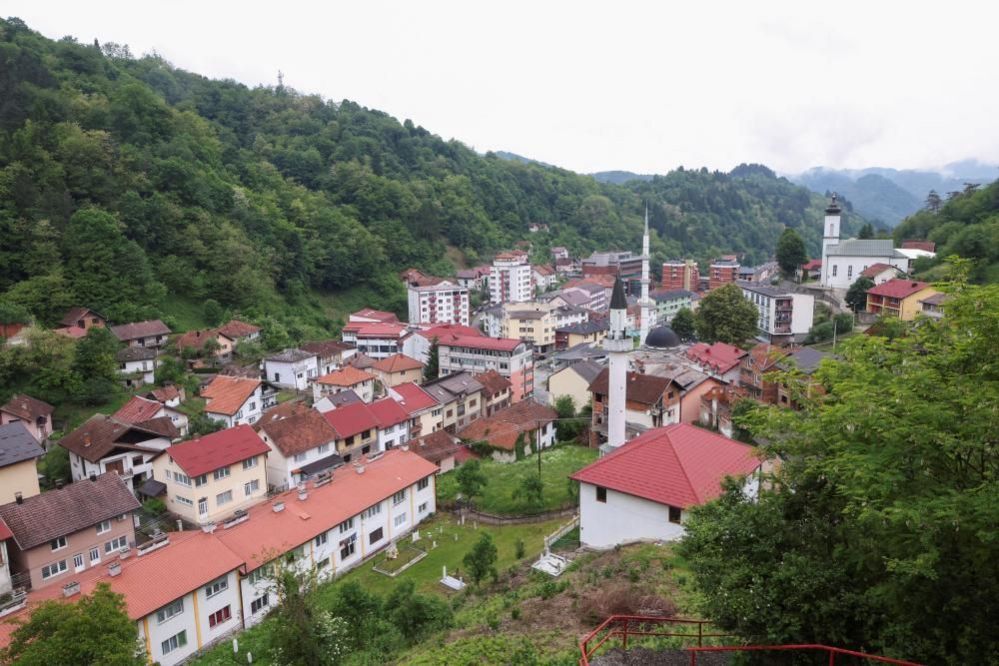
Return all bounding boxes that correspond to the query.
[55,479,64,490]
[107,562,122,577]
[273,501,285,513]
[14,492,23,505]
[297,483,308,501]
[89,473,97,482]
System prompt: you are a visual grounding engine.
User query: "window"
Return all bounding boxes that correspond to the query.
[364,504,381,519]
[198,498,208,516]
[51,536,67,551]
[194,474,208,487]
[96,519,112,535]
[250,594,269,614]
[316,557,330,571]
[339,534,357,559]
[668,506,682,524]
[156,599,184,624]
[213,467,230,481]
[73,553,84,571]
[596,486,607,503]
[314,532,328,547]
[293,452,307,463]
[392,490,407,505]
[176,495,193,507]
[105,535,128,553]
[164,470,173,481]
[244,479,260,496]
[339,518,354,533]
[832,264,838,277]
[208,605,232,628]
[41,560,67,579]
[89,547,100,564]
[418,502,428,513]
[161,631,187,655]
[216,490,233,507]
[318,443,330,454]
[175,472,191,487]
[361,445,370,455]
[368,527,383,545]
[847,265,853,279]
[417,477,430,491]
[204,576,228,598]
[394,513,407,527]
[242,457,258,470]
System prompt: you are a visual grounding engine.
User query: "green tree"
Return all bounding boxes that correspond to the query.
[679,284,999,665]
[187,413,224,437]
[857,222,875,239]
[455,459,487,503]
[202,298,224,326]
[553,394,582,442]
[423,337,439,381]
[1,583,144,666]
[670,307,696,341]
[845,275,875,312]
[72,327,120,404]
[775,228,808,276]
[268,566,349,666]
[694,283,759,344]
[516,474,544,509]
[463,533,498,586]
[385,580,453,643]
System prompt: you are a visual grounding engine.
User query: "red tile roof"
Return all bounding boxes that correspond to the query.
[442,335,523,353]
[453,445,480,464]
[53,326,88,339]
[316,366,375,387]
[161,425,269,476]
[686,342,748,374]
[416,324,484,342]
[176,328,229,351]
[323,402,379,439]
[390,383,439,414]
[60,307,104,328]
[258,410,337,457]
[743,343,790,373]
[59,415,172,463]
[866,279,932,299]
[0,394,54,421]
[457,399,557,450]
[372,354,423,374]
[201,376,261,416]
[146,385,182,403]
[368,398,410,428]
[571,424,761,508]
[214,449,438,572]
[901,240,936,252]
[800,259,823,270]
[412,431,461,464]
[300,339,352,359]
[859,263,897,279]
[112,396,165,424]
[0,519,12,541]
[342,322,408,338]
[474,370,512,396]
[349,308,400,323]
[109,319,170,341]
[217,319,261,339]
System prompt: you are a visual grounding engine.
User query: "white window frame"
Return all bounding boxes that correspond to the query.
[156,599,184,624]
[161,630,187,655]
[51,536,67,551]
[204,575,229,599]
[96,520,112,535]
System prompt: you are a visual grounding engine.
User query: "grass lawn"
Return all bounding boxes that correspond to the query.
[160,296,210,333]
[809,330,858,352]
[53,390,133,432]
[437,444,598,515]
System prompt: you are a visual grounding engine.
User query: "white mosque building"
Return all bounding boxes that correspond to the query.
[820,195,913,290]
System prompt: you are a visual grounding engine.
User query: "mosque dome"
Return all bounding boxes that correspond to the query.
[645,326,681,348]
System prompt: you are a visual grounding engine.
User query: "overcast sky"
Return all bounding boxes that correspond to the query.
[6,1,998,175]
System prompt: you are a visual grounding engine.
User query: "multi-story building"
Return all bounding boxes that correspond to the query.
[588,369,682,449]
[60,415,176,492]
[554,319,608,352]
[708,259,740,290]
[110,319,171,348]
[323,403,381,463]
[738,282,815,343]
[474,370,513,416]
[661,259,700,291]
[405,272,470,326]
[420,372,484,432]
[153,426,269,525]
[113,395,188,438]
[502,302,556,354]
[0,423,44,504]
[116,347,157,389]
[388,383,441,438]
[368,398,411,451]
[341,322,410,359]
[263,349,319,391]
[739,344,790,404]
[866,279,941,320]
[371,354,424,389]
[313,366,377,404]
[532,265,557,292]
[437,336,534,401]
[686,342,749,383]
[581,251,643,289]
[0,473,140,590]
[201,376,263,428]
[299,340,355,376]
[489,251,532,304]
[256,410,340,491]
[650,289,697,323]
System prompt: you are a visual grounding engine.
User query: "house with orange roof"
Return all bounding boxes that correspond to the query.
[323,403,381,463]
[387,383,441,438]
[55,307,106,338]
[859,262,902,285]
[457,399,557,463]
[313,366,377,403]
[685,341,749,382]
[175,328,234,361]
[216,319,261,344]
[371,353,424,388]
[114,395,188,437]
[201,376,263,428]
[152,425,269,525]
[348,308,400,324]
[571,423,764,548]
[866,279,941,320]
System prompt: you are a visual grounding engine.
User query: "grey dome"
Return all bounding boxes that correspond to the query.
[645,326,681,348]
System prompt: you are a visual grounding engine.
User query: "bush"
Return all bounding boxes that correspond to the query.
[515,539,525,559]
[578,583,677,625]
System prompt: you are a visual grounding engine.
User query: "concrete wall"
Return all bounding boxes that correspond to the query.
[578,483,686,549]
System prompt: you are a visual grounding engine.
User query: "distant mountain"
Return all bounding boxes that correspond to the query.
[591,170,655,185]
[490,150,556,169]
[793,161,998,227]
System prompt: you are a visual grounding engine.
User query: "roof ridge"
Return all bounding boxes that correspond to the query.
[664,425,702,503]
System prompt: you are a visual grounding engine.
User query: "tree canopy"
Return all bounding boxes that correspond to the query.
[694,284,759,344]
[775,228,807,276]
[679,283,999,665]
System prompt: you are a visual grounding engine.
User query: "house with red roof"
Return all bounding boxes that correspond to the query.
[348,308,400,324]
[387,382,441,438]
[323,402,381,464]
[113,395,189,437]
[402,323,484,365]
[216,319,261,344]
[201,376,263,428]
[368,397,411,450]
[0,394,54,443]
[570,423,763,548]
[371,353,424,388]
[110,319,171,348]
[457,399,558,463]
[685,342,749,382]
[152,425,269,525]
[858,262,902,285]
[313,366,377,403]
[866,279,941,320]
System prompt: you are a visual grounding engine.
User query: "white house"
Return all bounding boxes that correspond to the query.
[116,347,157,389]
[110,319,172,348]
[202,376,263,427]
[313,367,377,404]
[300,340,355,376]
[340,322,410,360]
[571,423,763,549]
[369,398,411,450]
[263,349,318,391]
[59,415,176,492]
[113,395,189,438]
[257,409,341,491]
[738,282,814,343]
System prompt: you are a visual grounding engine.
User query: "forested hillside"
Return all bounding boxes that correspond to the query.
[0,18,862,336]
[893,180,999,283]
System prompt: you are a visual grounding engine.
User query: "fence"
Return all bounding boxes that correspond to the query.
[686,644,924,665]
[450,505,578,526]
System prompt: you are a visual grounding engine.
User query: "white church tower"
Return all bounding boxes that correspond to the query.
[604,277,631,452]
[638,205,655,344]
[820,194,842,287]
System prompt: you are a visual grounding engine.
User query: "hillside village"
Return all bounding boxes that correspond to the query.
[0,192,970,665]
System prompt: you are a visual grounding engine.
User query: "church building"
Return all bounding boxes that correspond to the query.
[820,195,911,290]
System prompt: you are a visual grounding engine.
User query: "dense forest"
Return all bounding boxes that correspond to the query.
[893,180,999,283]
[0,18,863,337]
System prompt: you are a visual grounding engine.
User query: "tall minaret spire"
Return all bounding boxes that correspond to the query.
[604,277,631,452]
[638,204,654,345]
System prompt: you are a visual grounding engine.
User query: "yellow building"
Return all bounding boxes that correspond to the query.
[152,425,269,525]
[371,354,424,389]
[866,279,941,321]
[502,302,556,351]
[547,361,603,412]
[0,422,44,503]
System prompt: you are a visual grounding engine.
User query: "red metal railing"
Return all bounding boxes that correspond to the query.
[579,615,728,666]
[687,644,924,665]
[579,615,925,666]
